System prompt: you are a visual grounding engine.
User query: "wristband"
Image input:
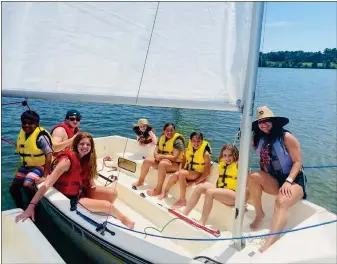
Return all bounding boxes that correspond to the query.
[29,202,36,207]
[286,177,294,184]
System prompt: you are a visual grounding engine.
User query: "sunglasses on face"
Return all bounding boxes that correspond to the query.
[258,118,271,125]
[68,116,81,122]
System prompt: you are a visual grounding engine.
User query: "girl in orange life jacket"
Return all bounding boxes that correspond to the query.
[182,144,240,226]
[15,132,135,229]
[159,132,212,210]
[132,123,185,197]
[132,118,157,146]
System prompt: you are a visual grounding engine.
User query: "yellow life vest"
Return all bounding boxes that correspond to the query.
[216,161,238,191]
[184,140,211,173]
[158,133,185,162]
[16,127,53,167]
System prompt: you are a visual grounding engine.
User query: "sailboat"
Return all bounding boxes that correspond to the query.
[2,2,336,263]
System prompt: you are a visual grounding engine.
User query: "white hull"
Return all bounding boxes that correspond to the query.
[37,135,336,263]
[2,208,65,264]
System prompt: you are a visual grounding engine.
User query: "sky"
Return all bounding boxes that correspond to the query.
[261,2,336,52]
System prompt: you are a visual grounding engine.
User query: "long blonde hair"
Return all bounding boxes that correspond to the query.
[219,143,239,163]
[72,132,97,181]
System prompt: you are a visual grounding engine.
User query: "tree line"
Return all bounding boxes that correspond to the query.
[259,48,337,69]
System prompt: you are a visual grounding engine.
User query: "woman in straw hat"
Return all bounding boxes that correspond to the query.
[132,118,157,146]
[248,106,307,253]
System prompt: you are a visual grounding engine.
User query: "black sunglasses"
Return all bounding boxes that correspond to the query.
[68,116,81,122]
[258,118,271,124]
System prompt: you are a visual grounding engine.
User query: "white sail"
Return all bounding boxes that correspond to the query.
[2,2,254,111]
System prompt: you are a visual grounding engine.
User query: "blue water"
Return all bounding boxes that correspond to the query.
[1,68,336,262]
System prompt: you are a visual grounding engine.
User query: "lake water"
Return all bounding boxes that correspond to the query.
[1,68,336,263]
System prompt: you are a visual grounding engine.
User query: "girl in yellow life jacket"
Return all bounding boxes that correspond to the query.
[182,144,241,226]
[132,123,185,197]
[159,132,212,210]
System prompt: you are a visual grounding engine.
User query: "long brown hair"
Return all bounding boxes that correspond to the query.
[219,143,239,163]
[72,132,97,181]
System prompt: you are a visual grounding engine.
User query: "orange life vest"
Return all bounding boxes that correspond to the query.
[52,150,89,197]
[51,123,79,139]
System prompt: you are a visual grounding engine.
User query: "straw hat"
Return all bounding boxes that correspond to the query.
[252,106,289,130]
[133,118,151,127]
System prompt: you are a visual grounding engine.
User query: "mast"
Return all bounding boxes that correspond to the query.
[232,2,264,251]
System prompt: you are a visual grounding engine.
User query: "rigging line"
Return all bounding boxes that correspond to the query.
[1,138,16,146]
[135,2,160,106]
[101,2,160,226]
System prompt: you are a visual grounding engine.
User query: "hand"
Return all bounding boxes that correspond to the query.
[280,181,292,197]
[36,176,46,185]
[15,205,36,223]
[154,154,162,161]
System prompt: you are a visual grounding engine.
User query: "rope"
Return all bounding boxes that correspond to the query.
[249,165,337,169]
[75,208,336,241]
[134,2,160,106]
[143,218,181,239]
[1,137,16,146]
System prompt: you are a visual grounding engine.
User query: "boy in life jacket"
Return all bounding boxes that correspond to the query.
[9,111,53,209]
[158,132,212,210]
[132,118,157,146]
[15,132,135,229]
[182,144,241,226]
[50,109,81,154]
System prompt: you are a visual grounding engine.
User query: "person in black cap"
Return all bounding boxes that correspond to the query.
[10,110,53,209]
[50,109,81,154]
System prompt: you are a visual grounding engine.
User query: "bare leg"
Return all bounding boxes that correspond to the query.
[132,158,158,187]
[247,170,279,230]
[82,186,135,229]
[200,188,236,225]
[172,170,201,209]
[147,160,179,196]
[9,181,24,209]
[183,183,214,216]
[22,181,35,206]
[259,184,304,253]
[158,172,178,200]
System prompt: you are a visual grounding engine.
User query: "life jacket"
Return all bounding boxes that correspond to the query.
[158,133,185,162]
[16,127,53,167]
[216,161,238,191]
[51,123,79,139]
[184,140,211,173]
[52,150,89,197]
[133,126,153,144]
[256,133,292,176]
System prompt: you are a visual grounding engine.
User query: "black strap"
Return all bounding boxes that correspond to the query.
[19,153,44,157]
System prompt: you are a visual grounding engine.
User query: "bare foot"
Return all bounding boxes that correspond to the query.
[158,191,167,200]
[171,200,186,210]
[258,236,275,253]
[147,189,161,196]
[122,218,135,230]
[250,213,265,230]
[192,218,205,226]
[132,181,143,188]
